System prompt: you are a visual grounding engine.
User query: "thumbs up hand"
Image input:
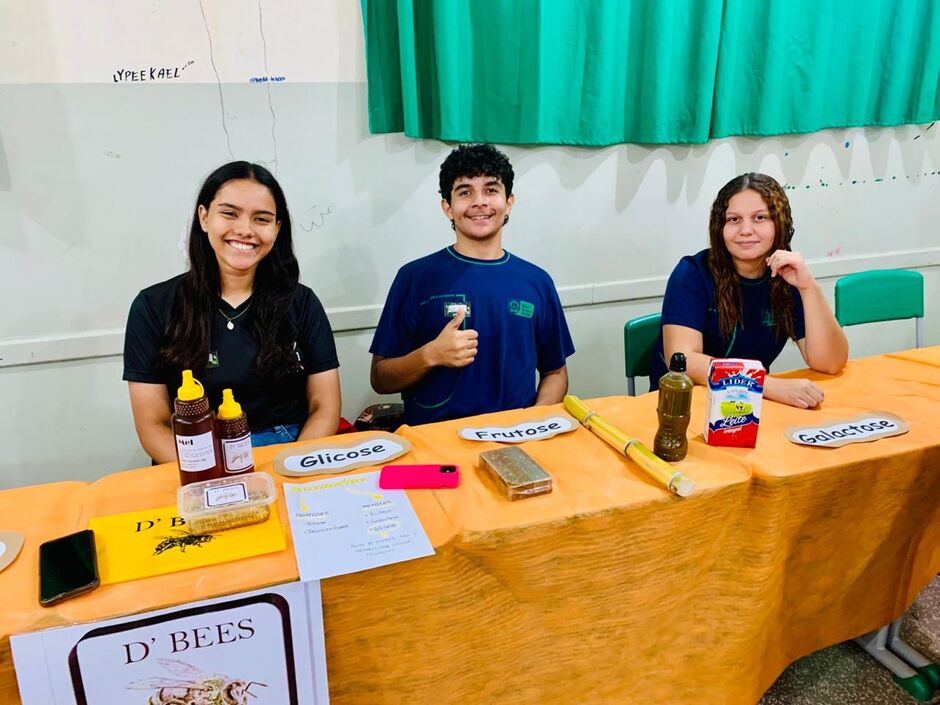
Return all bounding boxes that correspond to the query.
[426,306,478,368]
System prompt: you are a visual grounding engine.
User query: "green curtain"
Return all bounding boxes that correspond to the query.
[361,0,940,146]
[712,0,940,138]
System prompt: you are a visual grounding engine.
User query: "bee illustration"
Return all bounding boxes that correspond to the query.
[126,657,268,705]
[152,530,216,556]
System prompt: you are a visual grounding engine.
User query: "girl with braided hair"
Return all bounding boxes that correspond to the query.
[649,173,847,408]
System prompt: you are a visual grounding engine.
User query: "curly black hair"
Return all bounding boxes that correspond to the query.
[439,144,514,204]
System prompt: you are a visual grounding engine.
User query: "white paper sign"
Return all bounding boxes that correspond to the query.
[274,432,412,477]
[785,411,909,448]
[11,582,328,705]
[284,471,434,581]
[458,414,577,443]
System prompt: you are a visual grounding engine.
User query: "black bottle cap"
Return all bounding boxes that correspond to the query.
[669,352,687,373]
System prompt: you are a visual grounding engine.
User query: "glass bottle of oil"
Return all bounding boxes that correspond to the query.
[172,370,223,485]
[654,353,694,462]
[216,388,255,475]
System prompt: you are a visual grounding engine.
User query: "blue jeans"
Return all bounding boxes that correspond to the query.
[251,423,301,447]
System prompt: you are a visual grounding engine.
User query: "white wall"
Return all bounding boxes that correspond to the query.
[1,1,938,489]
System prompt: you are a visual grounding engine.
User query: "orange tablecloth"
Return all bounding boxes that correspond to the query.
[685,354,940,696]
[886,346,940,369]
[1,350,938,705]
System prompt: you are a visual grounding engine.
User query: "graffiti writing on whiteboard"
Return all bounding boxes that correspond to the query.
[299,204,334,232]
[113,60,195,83]
[913,121,935,141]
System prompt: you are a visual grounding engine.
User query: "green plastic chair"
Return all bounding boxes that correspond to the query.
[623,312,661,396]
[838,270,936,699]
[835,270,924,347]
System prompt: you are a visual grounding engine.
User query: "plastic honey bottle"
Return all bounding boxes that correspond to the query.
[653,352,694,462]
[172,370,223,485]
[216,388,255,475]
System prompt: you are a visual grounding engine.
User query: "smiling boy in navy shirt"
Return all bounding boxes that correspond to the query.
[369,144,575,425]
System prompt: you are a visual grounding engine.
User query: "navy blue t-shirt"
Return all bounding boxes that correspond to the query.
[370,247,575,425]
[649,249,805,389]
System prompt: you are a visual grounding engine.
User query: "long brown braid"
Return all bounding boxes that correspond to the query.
[707,173,797,342]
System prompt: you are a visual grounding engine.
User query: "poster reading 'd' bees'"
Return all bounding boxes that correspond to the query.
[11,583,327,705]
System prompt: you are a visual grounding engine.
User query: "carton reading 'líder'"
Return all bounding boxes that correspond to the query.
[704,359,765,448]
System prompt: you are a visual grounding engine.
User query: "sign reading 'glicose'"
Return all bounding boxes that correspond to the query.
[274,432,412,477]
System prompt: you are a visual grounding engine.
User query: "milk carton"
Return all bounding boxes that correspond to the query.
[704,359,766,447]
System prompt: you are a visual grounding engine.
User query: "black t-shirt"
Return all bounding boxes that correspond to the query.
[123,274,339,430]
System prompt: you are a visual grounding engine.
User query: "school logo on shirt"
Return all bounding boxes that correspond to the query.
[761,309,774,327]
[443,301,471,318]
[508,299,535,318]
[207,351,219,368]
[292,341,305,372]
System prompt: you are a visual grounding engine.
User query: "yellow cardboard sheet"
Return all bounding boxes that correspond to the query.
[88,504,286,584]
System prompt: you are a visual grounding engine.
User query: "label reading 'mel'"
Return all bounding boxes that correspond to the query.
[176,431,217,472]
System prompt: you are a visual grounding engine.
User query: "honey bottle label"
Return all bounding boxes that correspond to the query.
[221,433,253,473]
[176,430,218,472]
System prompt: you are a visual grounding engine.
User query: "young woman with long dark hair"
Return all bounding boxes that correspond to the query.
[123,161,341,462]
[649,173,847,408]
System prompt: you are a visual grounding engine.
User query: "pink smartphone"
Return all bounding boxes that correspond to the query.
[379,464,461,489]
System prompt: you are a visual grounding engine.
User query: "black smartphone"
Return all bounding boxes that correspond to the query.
[39,529,100,607]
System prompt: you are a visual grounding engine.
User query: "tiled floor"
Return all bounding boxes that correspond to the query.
[759,576,940,705]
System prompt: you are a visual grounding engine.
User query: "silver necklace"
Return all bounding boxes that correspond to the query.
[218,303,251,330]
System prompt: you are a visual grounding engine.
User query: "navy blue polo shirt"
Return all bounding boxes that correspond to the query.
[649,249,805,389]
[370,247,574,425]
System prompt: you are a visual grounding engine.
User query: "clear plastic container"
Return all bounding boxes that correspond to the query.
[177,472,276,533]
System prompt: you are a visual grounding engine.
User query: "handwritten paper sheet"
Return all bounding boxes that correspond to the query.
[284,471,434,580]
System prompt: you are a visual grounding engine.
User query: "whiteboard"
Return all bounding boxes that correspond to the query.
[1,0,939,367]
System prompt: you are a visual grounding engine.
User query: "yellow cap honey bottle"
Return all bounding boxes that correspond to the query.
[172,370,223,485]
[216,388,255,475]
[653,352,694,462]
